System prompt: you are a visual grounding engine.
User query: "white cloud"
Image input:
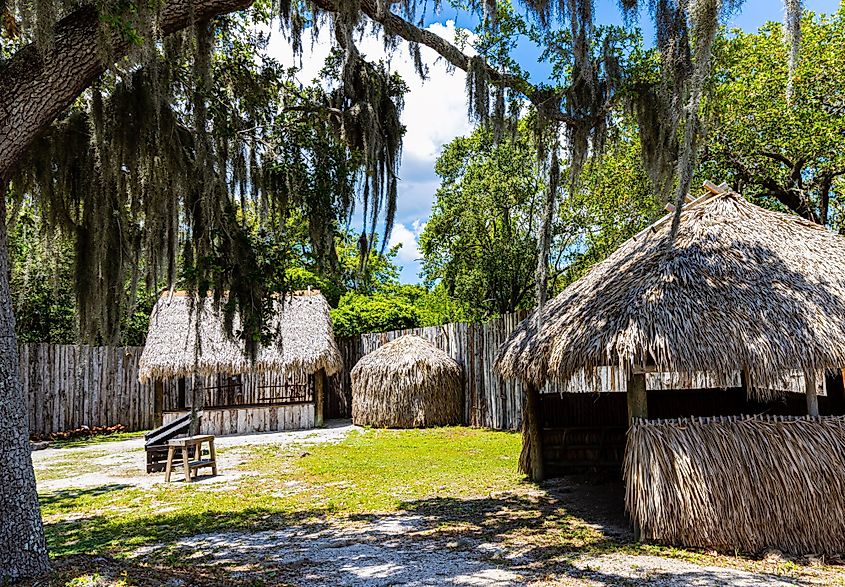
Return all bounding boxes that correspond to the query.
[387,222,421,264]
[265,19,476,284]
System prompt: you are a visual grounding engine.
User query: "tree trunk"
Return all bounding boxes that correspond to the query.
[0,189,49,581]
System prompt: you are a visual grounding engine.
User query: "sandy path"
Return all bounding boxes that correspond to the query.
[33,420,359,492]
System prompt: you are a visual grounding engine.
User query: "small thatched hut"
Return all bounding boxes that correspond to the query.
[351,335,462,428]
[140,290,343,435]
[495,182,845,554]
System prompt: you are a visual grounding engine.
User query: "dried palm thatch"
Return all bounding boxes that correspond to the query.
[351,335,462,428]
[496,188,845,400]
[625,415,845,554]
[138,291,342,384]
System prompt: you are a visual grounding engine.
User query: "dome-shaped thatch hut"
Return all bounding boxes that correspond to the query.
[351,335,462,428]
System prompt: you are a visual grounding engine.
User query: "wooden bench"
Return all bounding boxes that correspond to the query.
[144,411,203,473]
[165,434,217,482]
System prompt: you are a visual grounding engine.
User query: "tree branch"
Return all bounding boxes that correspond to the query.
[0,0,253,180]
[310,0,587,126]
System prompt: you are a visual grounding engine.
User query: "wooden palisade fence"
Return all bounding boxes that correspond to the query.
[25,311,805,435]
[21,344,154,436]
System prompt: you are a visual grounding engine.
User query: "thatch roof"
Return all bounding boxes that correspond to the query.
[351,335,462,428]
[496,188,845,397]
[138,291,343,383]
[625,415,845,554]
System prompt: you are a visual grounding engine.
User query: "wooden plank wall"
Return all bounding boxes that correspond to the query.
[163,403,314,435]
[21,343,153,436]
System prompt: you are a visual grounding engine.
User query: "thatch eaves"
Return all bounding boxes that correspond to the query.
[496,190,845,396]
[138,290,343,384]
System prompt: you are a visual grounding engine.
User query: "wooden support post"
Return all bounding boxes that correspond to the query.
[153,379,164,428]
[189,373,200,436]
[806,370,819,417]
[626,370,647,542]
[523,382,544,482]
[626,372,647,425]
[827,369,845,414]
[314,368,326,427]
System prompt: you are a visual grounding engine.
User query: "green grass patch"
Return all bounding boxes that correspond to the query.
[35,450,112,482]
[40,427,525,558]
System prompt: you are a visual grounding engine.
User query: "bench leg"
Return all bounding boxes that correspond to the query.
[165,446,175,483]
[209,440,217,476]
[183,448,191,483]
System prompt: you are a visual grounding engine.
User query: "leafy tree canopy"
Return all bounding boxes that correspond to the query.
[699,7,845,229]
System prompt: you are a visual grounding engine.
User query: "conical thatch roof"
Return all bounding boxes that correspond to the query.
[496,188,845,397]
[351,335,462,428]
[138,291,342,384]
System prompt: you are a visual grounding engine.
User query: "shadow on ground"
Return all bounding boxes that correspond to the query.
[27,476,812,586]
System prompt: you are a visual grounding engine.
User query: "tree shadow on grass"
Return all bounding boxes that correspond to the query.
[33,479,810,586]
[39,484,132,510]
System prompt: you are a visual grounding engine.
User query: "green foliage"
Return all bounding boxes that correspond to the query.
[699,9,845,228]
[420,119,659,319]
[9,201,76,344]
[330,292,420,337]
[420,122,544,319]
[330,282,467,337]
[558,128,662,285]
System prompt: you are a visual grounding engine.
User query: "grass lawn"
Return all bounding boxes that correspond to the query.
[30,426,845,586]
[41,428,525,557]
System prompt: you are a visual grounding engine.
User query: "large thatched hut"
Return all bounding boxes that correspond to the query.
[351,335,462,428]
[495,183,845,554]
[139,290,343,435]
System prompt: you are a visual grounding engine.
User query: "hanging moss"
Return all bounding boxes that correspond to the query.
[783,0,801,102]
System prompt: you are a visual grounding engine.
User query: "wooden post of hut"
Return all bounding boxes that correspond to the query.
[314,368,326,427]
[626,368,647,541]
[806,370,819,417]
[153,379,164,428]
[626,370,647,425]
[523,382,544,482]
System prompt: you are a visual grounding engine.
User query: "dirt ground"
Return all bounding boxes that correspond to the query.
[32,423,843,586]
[31,421,357,491]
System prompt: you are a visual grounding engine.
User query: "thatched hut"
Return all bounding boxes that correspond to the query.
[139,290,343,435]
[495,182,845,554]
[351,335,462,428]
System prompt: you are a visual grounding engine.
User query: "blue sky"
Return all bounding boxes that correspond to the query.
[269,1,842,284]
